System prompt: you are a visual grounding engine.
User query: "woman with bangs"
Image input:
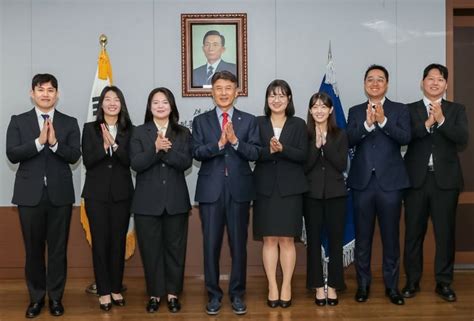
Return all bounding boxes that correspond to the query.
[130,87,192,314]
[304,92,348,306]
[253,79,308,308]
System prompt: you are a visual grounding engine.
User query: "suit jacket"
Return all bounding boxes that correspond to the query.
[81,122,134,202]
[192,60,237,87]
[193,107,260,203]
[130,122,192,215]
[305,129,348,199]
[6,108,81,206]
[346,99,411,191]
[404,99,468,189]
[254,116,308,197]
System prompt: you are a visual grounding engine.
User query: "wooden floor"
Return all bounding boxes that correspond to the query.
[1,269,473,321]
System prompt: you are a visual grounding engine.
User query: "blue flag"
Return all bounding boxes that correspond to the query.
[318,46,355,271]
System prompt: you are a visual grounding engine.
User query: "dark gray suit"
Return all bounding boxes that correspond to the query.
[192,60,237,87]
[6,108,81,302]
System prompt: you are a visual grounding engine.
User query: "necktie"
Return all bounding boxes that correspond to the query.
[41,114,49,121]
[222,112,229,130]
[206,65,214,84]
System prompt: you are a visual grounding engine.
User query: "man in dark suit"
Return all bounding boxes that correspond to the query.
[192,71,260,315]
[402,64,468,302]
[6,74,81,318]
[192,30,237,87]
[347,65,411,305]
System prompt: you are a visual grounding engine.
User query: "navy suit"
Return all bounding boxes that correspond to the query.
[192,60,237,87]
[347,99,410,290]
[192,107,260,300]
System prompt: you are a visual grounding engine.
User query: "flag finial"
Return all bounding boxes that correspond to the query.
[99,34,108,49]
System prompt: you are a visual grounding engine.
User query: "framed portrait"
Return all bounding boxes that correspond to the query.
[181,13,248,97]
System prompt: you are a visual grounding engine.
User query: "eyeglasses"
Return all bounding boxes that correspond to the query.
[203,42,222,49]
[268,94,288,101]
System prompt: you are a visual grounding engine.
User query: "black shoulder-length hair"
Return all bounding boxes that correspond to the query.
[95,86,132,133]
[144,87,182,132]
[263,79,295,117]
[306,92,339,140]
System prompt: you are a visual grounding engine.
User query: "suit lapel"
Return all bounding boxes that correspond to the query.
[415,100,428,122]
[231,108,245,138]
[278,117,291,144]
[207,107,222,141]
[145,121,158,144]
[27,108,41,138]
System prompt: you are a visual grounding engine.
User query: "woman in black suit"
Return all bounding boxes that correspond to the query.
[304,92,348,306]
[81,86,134,311]
[253,80,308,308]
[130,87,192,314]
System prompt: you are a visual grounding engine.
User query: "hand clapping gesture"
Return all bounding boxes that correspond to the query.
[38,118,57,146]
[155,130,172,152]
[315,124,326,148]
[218,122,238,148]
[101,123,116,152]
[429,101,445,124]
[270,136,283,153]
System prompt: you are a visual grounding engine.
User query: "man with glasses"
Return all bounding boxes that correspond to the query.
[346,65,411,305]
[192,30,237,87]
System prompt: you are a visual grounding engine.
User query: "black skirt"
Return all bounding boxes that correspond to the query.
[253,187,303,239]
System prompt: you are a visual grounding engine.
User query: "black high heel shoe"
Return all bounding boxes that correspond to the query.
[111,296,126,307]
[315,297,327,306]
[327,297,338,306]
[267,299,279,308]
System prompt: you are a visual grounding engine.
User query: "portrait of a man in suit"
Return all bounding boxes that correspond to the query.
[192,29,237,88]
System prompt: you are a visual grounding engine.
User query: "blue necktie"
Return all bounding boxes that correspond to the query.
[41,114,49,121]
[206,66,214,84]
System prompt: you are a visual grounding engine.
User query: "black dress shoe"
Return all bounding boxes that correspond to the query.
[401,283,420,298]
[146,297,160,313]
[315,297,326,306]
[49,300,64,316]
[435,283,456,302]
[111,297,126,306]
[327,297,339,306]
[231,297,247,315]
[167,298,181,313]
[267,299,279,308]
[385,289,405,305]
[355,286,369,302]
[25,300,44,318]
[99,302,112,311]
[279,299,292,308]
[206,298,221,315]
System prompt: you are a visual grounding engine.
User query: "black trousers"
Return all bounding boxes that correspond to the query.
[135,211,189,297]
[18,188,72,303]
[199,181,250,301]
[404,172,459,285]
[353,174,403,290]
[85,198,131,296]
[304,196,346,289]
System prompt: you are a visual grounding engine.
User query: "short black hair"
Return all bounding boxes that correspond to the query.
[423,63,448,81]
[364,64,389,82]
[203,30,225,47]
[263,79,295,117]
[32,73,58,90]
[211,70,237,86]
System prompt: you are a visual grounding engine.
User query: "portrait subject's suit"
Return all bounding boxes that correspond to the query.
[346,99,410,290]
[192,107,260,301]
[6,108,81,303]
[192,60,237,87]
[403,99,468,286]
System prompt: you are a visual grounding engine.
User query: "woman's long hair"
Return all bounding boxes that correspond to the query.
[95,86,132,133]
[306,92,339,140]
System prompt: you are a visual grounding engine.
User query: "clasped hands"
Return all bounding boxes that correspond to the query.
[155,130,172,153]
[100,123,117,152]
[269,136,283,153]
[315,124,327,148]
[425,101,444,129]
[38,118,57,147]
[366,102,386,127]
[218,122,238,149]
